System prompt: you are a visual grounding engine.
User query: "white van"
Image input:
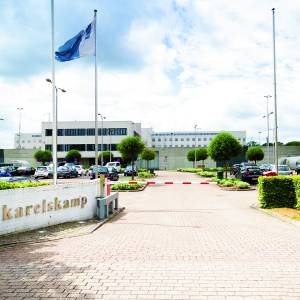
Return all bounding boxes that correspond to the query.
[105,162,121,173]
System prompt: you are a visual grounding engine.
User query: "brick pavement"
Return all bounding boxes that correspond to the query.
[1,171,300,299]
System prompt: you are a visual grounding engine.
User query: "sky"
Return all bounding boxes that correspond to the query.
[0,0,300,148]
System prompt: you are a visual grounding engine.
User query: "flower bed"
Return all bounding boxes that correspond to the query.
[213,178,251,190]
[111,183,144,191]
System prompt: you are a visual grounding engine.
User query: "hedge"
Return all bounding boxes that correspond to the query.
[138,171,155,179]
[197,171,216,178]
[111,183,144,190]
[258,176,297,209]
[0,181,49,190]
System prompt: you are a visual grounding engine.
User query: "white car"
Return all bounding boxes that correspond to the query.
[34,166,53,179]
[75,165,84,176]
[105,162,121,173]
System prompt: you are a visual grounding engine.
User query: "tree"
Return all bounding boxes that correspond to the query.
[285,141,300,146]
[187,148,208,167]
[34,150,52,165]
[197,148,208,167]
[98,151,114,165]
[208,132,242,178]
[141,148,156,170]
[117,136,145,179]
[65,149,81,163]
[262,141,283,146]
[246,147,264,164]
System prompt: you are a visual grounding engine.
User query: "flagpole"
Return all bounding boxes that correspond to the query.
[94,9,99,178]
[51,0,57,185]
[272,8,279,174]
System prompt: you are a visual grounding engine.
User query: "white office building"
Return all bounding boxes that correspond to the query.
[14,133,43,150]
[42,121,141,164]
[151,131,246,148]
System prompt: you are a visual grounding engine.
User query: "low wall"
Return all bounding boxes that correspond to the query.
[0,180,100,236]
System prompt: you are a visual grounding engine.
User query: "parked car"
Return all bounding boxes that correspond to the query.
[34,166,53,179]
[0,167,12,177]
[75,165,84,176]
[57,166,73,178]
[90,166,110,180]
[235,166,263,183]
[107,167,119,181]
[263,164,293,176]
[260,164,273,172]
[124,165,138,176]
[105,162,121,173]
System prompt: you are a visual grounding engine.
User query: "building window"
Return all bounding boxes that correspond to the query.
[198,138,201,141]
[175,138,178,141]
[169,138,172,141]
[192,138,195,141]
[203,138,207,141]
[45,129,52,136]
[87,128,95,136]
[186,138,190,141]
[158,138,161,142]
[152,138,155,142]
[181,138,184,141]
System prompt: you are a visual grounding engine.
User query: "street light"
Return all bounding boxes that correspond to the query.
[17,107,23,149]
[98,113,106,165]
[263,95,272,164]
[46,78,66,184]
[194,125,197,168]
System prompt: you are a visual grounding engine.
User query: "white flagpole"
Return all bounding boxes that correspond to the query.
[51,0,57,185]
[94,9,99,178]
[272,8,279,174]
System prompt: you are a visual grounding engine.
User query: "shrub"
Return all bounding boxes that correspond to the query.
[197,171,216,177]
[138,171,155,179]
[177,168,200,173]
[246,147,264,164]
[65,149,81,163]
[111,183,144,190]
[235,181,250,189]
[0,181,49,190]
[258,176,297,208]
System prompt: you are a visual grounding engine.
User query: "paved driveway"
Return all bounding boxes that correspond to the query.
[1,171,300,299]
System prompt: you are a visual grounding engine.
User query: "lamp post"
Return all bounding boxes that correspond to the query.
[258,131,262,145]
[98,113,106,165]
[17,107,23,149]
[194,124,197,168]
[109,128,112,161]
[46,78,66,184]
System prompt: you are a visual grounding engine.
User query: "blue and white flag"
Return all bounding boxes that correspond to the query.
[55,20,95,62]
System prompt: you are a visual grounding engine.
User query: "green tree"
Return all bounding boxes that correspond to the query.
[246,147,264,164]
[65,149,81,163]
[197,148,208,167]
[34,150,52,165]
[247,141,259,147]
[208,132,242,178]
[98,151,114,165]
[285,141,300,146]
[118,136,145,179]
[187,148,208,167]
[141,148,156,170]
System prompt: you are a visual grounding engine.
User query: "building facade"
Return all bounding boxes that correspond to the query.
[151,131,246,148]
[42,121,141,164]
[14,133,43,150]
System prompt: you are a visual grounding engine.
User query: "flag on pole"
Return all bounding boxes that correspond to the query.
[55,20,95,62]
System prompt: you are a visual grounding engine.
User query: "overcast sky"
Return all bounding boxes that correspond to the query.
[0,0,299,148]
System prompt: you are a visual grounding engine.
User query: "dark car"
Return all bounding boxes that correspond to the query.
[0,167,12,177]
[107,167,119,181]
[90,166,110,180]
[57,166,73,178]
[235,166,263,183]
[124,165,138,176]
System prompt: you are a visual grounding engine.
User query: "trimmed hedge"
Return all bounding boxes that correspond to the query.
[111,183,144,190]
[258,176,297,209]
[138,171,155,179]
[0,181,49,190]
[197,171,216,178]
[177,168,200,173]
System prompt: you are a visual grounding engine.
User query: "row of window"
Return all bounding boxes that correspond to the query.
[45,144,118,152]
[22,140,42,144]
[152,137,210,142]
[45,128,128,137]
[152,145,207,148]
[152,132,219,137]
